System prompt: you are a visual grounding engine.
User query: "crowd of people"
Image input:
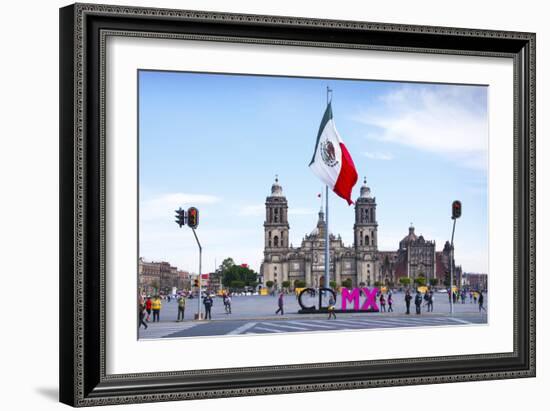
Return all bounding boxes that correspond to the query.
[138,287,486,329]
[138,291,236,328]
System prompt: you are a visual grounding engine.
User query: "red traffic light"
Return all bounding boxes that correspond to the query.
[452,200,462,219]
[187,207,199,229]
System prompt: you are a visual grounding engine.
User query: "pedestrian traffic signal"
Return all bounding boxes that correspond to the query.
[193,278,199,288]
[187,207,199,229]
[452,200,462,219]
[175,208,186,227]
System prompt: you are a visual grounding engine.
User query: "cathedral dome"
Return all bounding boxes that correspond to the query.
[400,225,418,248]
[359,177,371,198]
[271,175,283,197]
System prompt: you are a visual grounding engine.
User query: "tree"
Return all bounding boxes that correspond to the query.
[399,277,411,287]
[329,280,337,289]
[374,280,383,287]
[222,263,258,288]
[294,279,306,288]
[281,280,291,289]
[265,280,274,289]
[219,257,235,272]
[230,280,245,290]
[342,278,353,289]
[429,278,439,287]
[414,276,427,287]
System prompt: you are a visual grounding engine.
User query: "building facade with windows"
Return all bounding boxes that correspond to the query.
[138,257,190,294]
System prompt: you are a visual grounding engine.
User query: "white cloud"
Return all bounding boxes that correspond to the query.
[239,205,265,217]
[362,151,394,161]
[354,86,488,170]
[141,192,221,221]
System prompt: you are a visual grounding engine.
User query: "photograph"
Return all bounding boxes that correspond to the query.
[137,71,489,340]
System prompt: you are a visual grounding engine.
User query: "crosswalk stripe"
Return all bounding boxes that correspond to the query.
[261,322,310,331]
[449,317,472,324]
[290,321,338,329]
[227,322,257,335]
[253,326,284,333]
[139,322,198,339]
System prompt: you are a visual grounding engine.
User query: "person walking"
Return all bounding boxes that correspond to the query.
[145,296,152,322]
[275,291,284,315]
[177,294,186,322]
[387,293,394,312]
[405,290,412,314]
[427,291,434,312]
[225,294,232,314]
[138,294,147,330]
[327,296,336,320]
[414,291,423,315]
[151,295,162,322]
[203,294,213,320]
[478,291,486,312]
[379,294,386,313]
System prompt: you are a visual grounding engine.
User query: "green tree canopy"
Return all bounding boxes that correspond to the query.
[222,263,258,289]
[265,280,274,288]
[342,278,353,289]
[399,277,411,286]
[414,276,427,287]
[294,280,306,288]
[230,280,245,289]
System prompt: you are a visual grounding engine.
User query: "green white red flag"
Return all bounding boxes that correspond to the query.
[309,102,358,205]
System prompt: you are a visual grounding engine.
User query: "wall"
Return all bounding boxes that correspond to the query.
[0,0,546,409]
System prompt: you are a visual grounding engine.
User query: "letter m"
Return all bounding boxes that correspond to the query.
[341,288,361,310]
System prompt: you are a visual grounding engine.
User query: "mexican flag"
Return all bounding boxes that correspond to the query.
[309,102,358,205]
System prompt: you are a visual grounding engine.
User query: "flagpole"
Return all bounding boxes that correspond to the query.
[324,86,332,294]
[325,184,330,292]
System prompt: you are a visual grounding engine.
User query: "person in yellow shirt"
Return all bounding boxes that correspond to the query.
[151,295,162,322]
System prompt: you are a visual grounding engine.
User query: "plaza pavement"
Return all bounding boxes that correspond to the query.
[139,291,488,339]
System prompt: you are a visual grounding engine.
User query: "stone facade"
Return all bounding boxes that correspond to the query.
[138,257,190,294]
[260,177,464,289]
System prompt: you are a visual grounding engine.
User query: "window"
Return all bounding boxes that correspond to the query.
[365,235,370,245]
[274,236,279,247]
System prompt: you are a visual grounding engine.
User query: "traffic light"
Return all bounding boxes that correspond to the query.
[452,200,462,219]
[193,278,199,288]
[175,208,186,227]
[187,207,199,229]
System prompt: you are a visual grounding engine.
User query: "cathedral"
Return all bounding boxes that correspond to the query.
[260,177,461,289]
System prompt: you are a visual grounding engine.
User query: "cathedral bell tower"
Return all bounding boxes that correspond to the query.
[354,177,378,250]
[264,176,289,251]
[261,176,290,288]
[354,177,378,286]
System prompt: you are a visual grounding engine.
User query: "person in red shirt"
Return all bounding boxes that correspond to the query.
[145,296,152,322]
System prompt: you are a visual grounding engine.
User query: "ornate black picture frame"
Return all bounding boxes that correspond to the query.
[59,3,535,407]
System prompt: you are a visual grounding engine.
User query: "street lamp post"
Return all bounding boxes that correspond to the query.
[449,200,462,315]
[191,227,202,320]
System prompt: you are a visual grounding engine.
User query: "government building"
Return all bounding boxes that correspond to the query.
[260,177,463,289]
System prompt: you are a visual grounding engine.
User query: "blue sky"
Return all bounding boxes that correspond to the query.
[139,70,488,275]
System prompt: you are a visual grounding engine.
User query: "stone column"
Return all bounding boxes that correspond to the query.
[335,255,342,286]
[305,258,312,287]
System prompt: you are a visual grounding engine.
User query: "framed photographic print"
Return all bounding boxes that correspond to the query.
[59,2,536,407]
